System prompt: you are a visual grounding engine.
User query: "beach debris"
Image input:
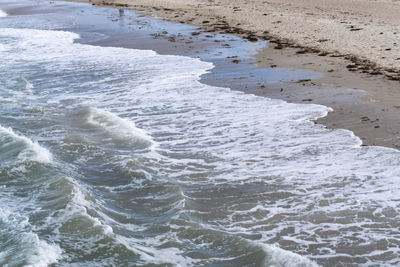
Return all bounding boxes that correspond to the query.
[123,2,400,85]
[346,64,357,69]
[369,71,382,75]
[113,3,128,8]
[246,35,258,42]
[361,116,370,122]
[296,79,312,83]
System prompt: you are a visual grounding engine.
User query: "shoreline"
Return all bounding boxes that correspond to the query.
[76,0,400,81]
[62,0,400,149]
[2,1,400,265]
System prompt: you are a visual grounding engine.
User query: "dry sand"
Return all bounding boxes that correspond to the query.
[66,0,400,148]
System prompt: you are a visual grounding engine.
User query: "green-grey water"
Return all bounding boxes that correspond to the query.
[1,1,400,266]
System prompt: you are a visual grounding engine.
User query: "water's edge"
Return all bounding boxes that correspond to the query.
[1,2,400,266]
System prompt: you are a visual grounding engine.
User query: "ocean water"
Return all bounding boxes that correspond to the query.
[1,3,400,267]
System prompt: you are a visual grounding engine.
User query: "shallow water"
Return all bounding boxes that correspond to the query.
[0,1,400,266]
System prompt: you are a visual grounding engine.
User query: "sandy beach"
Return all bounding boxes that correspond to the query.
[78,0,400,77]
[65,0,400,149]
[3,1,400,265]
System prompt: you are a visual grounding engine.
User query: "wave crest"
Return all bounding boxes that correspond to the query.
[84,107,155,150]
[0,125,52,164]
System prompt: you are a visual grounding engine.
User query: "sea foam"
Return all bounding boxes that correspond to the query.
[2,23,400,266]
[0,206,62,267]
[0,125,52,164]
[0,9,6,18]
[260,243,318,267]
[85,107,155,149]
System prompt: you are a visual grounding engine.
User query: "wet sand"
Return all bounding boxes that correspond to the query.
[59,0,400,148]
[74,0,400,77]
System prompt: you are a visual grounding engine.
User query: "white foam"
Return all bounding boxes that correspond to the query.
[85,107,155,149]
[45,176,116,239]
[115,235,200,266]
[0,207,62,267]
[260,243,318,267]
[0,124,52,164]
[0,10,7,18]
[21,76,34,90]
[24,233,62,267]
[2,26,400,265]
[44,176,197,266]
